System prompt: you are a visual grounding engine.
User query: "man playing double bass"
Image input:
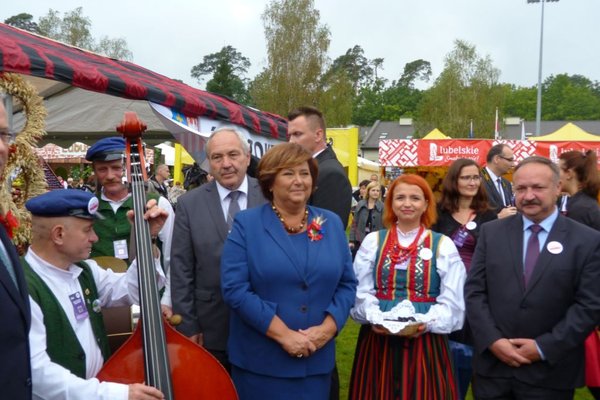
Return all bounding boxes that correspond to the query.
[24,189,167,400]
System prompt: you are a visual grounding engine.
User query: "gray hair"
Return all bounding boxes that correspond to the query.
[514,156,560,184]
[205,125,250,156]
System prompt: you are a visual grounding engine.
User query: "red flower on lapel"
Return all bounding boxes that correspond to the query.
[0,211,19,240]
[307,215,326,242]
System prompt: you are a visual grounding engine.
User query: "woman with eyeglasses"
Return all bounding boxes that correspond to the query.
[558,150,600,400]
[431,158,496,400]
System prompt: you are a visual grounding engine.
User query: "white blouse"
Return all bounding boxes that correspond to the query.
[350,227,466,334]
[27,249,165,400]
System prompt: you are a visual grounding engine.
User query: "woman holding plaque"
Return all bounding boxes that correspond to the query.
[349,174,466,400]
[432,158,496,399]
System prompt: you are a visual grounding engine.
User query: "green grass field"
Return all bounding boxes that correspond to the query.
[335,320,594,400]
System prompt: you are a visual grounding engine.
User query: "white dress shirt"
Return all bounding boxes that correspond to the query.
[27,249,165,400]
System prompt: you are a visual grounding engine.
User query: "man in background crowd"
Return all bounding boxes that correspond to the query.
[288,106,352,229]
[481,144,518,218]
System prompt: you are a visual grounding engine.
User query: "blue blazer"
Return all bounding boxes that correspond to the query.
[221,204,357,378]
[0,226,32,399]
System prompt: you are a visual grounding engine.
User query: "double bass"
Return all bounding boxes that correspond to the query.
[97,112,238,399]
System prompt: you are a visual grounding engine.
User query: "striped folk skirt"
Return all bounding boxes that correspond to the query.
[349,324,458,400]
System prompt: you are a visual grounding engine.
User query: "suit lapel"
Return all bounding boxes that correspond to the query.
[0,228,29,322]
[525,215,567,293]
[263,206,306,280]
[205,182,229,241]
[247,177,266,208]
[481,169,502,206]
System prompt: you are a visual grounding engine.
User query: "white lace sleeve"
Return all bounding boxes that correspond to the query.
[350,231,382,324]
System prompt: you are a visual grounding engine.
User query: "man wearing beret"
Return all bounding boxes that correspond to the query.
[0,97,32,399]
[24,189,167,400]
[85,137,174,314]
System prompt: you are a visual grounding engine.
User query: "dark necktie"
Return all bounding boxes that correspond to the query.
[524,224,542,287]
[226,191,241,230]
[496,177,506,206]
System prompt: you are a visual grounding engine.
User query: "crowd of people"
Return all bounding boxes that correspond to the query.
[1,99,600,400]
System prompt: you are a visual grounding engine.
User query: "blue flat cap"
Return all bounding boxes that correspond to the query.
[85,137,125,162]
[26,190,104,220]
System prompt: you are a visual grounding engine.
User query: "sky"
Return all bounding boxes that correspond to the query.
[2,0,599,91]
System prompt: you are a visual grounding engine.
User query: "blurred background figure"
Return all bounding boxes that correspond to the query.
[558,150,600,399]
[349,181,384,259]
[221,143,356,400]
[349,174,465,400]
[432,158,497,399]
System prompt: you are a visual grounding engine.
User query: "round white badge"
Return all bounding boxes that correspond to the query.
[88,197,99,215]
[419,248,433,260]
[466,221,477,230]
[546,241,563,255]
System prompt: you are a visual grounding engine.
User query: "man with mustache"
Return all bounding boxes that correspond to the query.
[465,156,600,399]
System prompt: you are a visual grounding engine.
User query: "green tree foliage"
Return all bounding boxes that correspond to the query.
[323,45,373,94]
[4,13,39,33]
[319,69,354,126]
[542,74,600,120]
[504,84,537,120]
[250,0,330,116]
[190,46,251,103]
[415,40,504,138]
[351,59,429,127]
[37,7,133,60]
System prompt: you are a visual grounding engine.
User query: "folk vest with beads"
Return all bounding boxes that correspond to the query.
[91,192,161,259]
[374,229,442,314]
[22,259,111,379]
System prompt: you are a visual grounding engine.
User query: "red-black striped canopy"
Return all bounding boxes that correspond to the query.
[0,23,287,140]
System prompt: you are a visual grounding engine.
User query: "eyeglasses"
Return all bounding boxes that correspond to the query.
[458,175,481,182]
[0,129,16,145]
[498,155,515,162]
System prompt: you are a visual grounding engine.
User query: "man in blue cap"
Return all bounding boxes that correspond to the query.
[85,137,174,315]
[24,189,167,400]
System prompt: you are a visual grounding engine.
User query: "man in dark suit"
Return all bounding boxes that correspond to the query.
[288,106,352,228]
[288,106,351,400]
[0,98,32,398]
[171,126,266,370]
[465,156,600,399]
[481,144,518,218]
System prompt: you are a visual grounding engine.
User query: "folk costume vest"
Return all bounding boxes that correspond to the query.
[91,192,161,259]
[23,259,111,378]
[374,228,442,314]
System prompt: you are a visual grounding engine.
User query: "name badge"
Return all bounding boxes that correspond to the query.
[114,239,128,259]
[452,227,469,248]
[69,292,89,321]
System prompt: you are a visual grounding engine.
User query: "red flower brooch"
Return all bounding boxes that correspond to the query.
[0,211,19,240]
[307,216,326,242]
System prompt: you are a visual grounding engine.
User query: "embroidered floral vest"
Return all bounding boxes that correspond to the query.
[373,229,442,314]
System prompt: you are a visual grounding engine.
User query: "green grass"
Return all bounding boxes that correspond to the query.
[335,320,594,400]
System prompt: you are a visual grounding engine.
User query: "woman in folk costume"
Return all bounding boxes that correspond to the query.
[558,150,600,400]
[349,174,466,400]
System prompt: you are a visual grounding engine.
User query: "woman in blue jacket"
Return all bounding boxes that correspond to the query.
[221,143,357,400]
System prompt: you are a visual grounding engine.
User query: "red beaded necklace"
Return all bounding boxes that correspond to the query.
[389,225,424,266]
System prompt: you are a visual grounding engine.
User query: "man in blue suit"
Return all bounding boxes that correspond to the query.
[0,98,32,398]
[466,156,600,399]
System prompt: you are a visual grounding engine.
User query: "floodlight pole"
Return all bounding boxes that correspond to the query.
[529,0,559,136]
